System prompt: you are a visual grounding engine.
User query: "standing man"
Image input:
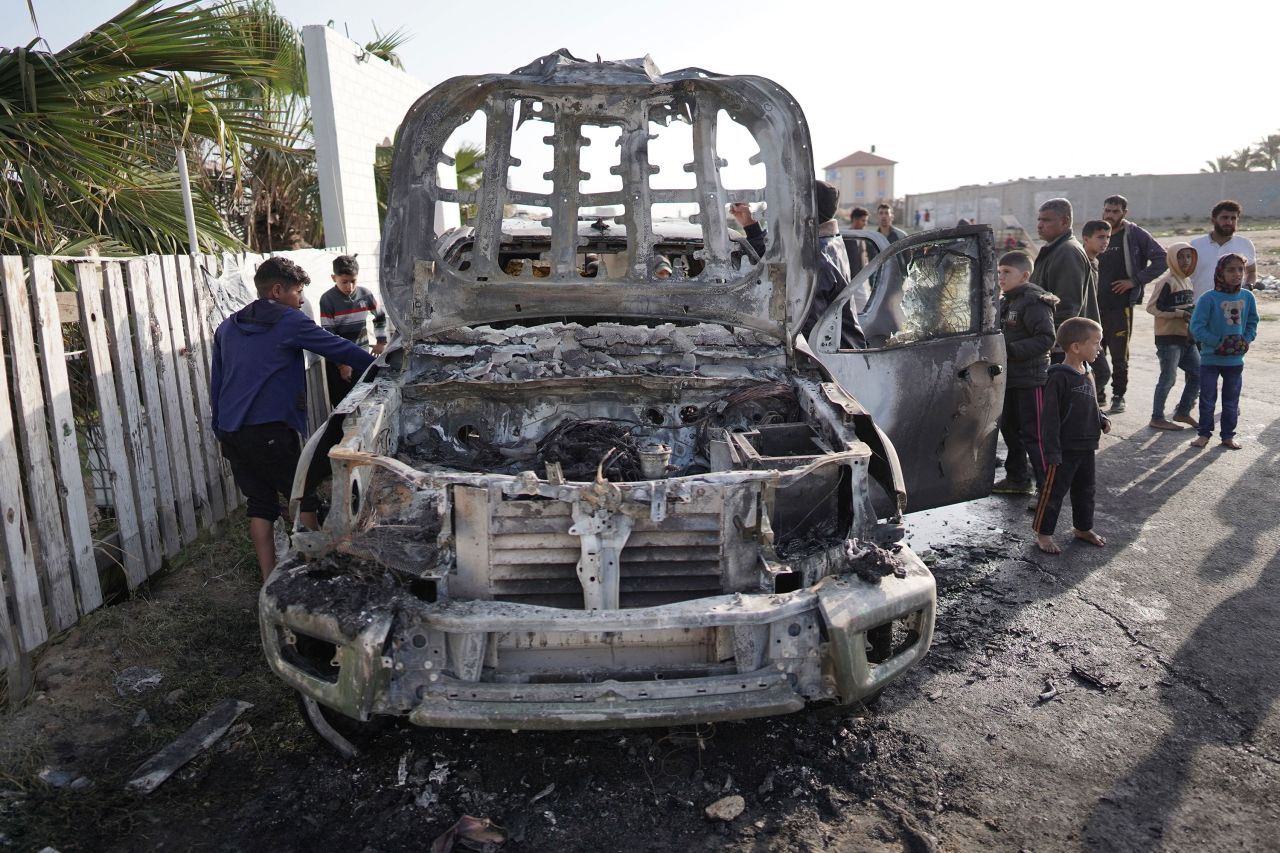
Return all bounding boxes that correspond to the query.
[845,205,870,284]
[876,202,908,243]
[1094,195,1167,413]
[867,203,908,265]
[1029,198,1096,335]
[1189,200,1257,299]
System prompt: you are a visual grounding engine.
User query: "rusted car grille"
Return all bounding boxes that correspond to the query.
[488,501,723,608]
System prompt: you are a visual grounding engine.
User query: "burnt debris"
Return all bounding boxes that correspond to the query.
[408,322,786,384]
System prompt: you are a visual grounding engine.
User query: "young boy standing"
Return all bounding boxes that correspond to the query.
[318,255,387,406]
[993,251,1059,496]
[210,257,376,579]
[1145,242,1200,430]
[1189,253,1259,450]
[1033,317,1112,555]
[1080,220,1113,403]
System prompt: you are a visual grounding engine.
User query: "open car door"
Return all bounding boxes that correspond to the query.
[809,224,1004,512]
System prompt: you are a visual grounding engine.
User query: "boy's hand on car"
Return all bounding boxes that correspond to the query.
[338,365,353,382]
[729,203,755,227]
[371,342,386,355]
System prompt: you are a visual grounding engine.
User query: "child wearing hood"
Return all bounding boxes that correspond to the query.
[1145,242,1200,430]
[1189,253,1258,449]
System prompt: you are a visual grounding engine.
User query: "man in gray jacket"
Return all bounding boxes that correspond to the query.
[1030,199,1097,366]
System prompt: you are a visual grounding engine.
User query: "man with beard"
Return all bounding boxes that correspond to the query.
[1093,195,1167,413]
[1189,200,1256,299]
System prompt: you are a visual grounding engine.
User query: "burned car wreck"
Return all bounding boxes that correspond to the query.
[261,51,1002,745]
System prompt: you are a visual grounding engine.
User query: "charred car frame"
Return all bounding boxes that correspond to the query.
[260,51,1003,746]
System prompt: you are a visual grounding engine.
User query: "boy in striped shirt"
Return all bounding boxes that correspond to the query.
[318,255,386,405]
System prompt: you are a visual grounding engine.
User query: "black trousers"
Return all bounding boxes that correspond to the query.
[325,359,354,408]
[999,385,1046,487]
[1032,449,1096,535]
[1098,306,1132,398]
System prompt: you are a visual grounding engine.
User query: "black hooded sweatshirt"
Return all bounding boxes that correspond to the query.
[1039,363,1109,465]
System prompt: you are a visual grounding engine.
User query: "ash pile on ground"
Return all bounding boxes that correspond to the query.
[409,322,786,383]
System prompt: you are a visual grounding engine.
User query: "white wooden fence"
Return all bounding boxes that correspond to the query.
[0,253,309,669]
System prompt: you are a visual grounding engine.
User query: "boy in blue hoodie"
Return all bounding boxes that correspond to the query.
[1189,253,1258,450]
[210,257,376,578]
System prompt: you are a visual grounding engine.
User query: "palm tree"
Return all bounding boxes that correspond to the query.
[1202,156,1235,173]
[1250,134,1280,171]
[0,0,289,256]
[1230,146,1256,171]
[206,5,412,250]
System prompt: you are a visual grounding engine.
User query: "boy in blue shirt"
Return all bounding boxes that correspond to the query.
[210,257,375,578]
[1189,253,1258,450]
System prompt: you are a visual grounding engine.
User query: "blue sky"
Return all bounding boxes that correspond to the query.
[10,0,1278,196]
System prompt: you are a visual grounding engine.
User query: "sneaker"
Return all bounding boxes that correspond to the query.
[1172,414,1198,428]
[992,478,1033,495]
[1190,435,1209,448]
[1108,396,1126,414]
[1149,418,1185,431]
[1096,394,1107,408]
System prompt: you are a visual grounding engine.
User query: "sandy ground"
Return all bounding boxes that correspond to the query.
[2,261,1278,852]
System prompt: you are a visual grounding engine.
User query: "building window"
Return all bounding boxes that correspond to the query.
[855,191,865,198]
[877,168,886,177]
[855,169,865,178]
[825,169,838,183]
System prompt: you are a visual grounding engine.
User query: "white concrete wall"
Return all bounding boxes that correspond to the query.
[906,171,1280,233]
[302,25,431,295]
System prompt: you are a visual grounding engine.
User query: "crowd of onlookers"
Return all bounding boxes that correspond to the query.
[992,196,1260,553]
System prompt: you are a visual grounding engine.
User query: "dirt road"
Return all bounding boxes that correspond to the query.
[3,298,1277,852]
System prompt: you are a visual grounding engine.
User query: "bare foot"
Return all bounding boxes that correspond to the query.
[1073,528,1106,547]
[1036,534,1061,555]
[1221,438,1242,450]
[1190,435,1209,448]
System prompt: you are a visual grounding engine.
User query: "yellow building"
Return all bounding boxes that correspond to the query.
[823,150,897,210]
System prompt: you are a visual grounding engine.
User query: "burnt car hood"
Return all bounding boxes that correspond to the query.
[380,49,822,344]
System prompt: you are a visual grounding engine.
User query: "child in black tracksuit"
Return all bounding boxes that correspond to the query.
[1033,317,1112,554]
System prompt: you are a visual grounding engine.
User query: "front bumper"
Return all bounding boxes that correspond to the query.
[260,553,935,730]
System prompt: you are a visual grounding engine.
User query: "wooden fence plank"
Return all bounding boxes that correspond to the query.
[176,256,225,523]
[102,262,163,576]
[124,259,182,558]
[0,286,50,652]
[76,263,147,589]
[29,257,102,613]
[158,256,212,530]
[1,257,77,631]
[145,256,198,542]
[214,254,243,511]
[193,255,237,513]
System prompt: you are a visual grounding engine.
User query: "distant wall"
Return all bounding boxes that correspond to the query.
[906,172,1280,232]
[301,25,433,294]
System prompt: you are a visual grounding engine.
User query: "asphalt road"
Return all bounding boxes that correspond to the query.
[885,298,1280,851]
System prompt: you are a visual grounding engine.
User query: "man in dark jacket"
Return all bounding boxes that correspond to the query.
[993,251,1059,495]
[1030,198,1096,331]
[210,256,376,579]
[1095,195,1166,413]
